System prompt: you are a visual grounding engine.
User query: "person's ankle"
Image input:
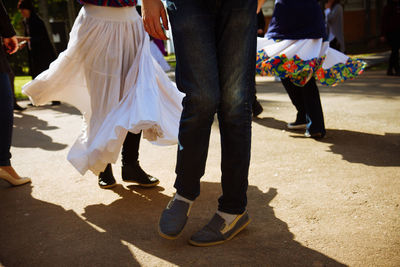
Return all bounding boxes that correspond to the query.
[174,193,194,206]
[216,210,241,225]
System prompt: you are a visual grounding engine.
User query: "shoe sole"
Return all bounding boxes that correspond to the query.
[123,180,160,188]
[99,183,117,189]
[305,133,325,139]
[0,177,31,186]
[158,213,185,240]
[287,124,307,130]
[188,218,251,247]
[158,226,182,240]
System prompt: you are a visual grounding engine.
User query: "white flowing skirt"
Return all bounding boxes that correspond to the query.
[256,38,366,86]
[22,5,184,175]
[150,40,171,72]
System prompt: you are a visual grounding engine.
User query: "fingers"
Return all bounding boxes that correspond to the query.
[257,0,265,13]
[161,8,169,31]
[154,20,168,40]
[142,0,168,40]
[144,16,166,40]
[17,36,30,42]
[4,37,19,54]
[10,37,19,54]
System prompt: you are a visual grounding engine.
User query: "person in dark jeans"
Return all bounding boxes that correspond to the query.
[8,70,26,110]
[0,0,31,186]
[143,0,262,246]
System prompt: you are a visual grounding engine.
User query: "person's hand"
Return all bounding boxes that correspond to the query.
[257,0,266,13]
[16,36,30,42]
[257,29,264,35]
[3,36,18,54]
[18,41,27,49]
[380,36,386,43]
[16,36,29,49]
[142,0,169,40]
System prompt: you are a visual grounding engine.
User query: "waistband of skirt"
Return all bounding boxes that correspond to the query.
[83,4,140,22]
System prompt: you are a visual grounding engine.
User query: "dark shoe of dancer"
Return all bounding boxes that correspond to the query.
[304,130,325,139]
[98,164,116,189]
[252,99,263,117]
[287,120,307,130]
[122,160,159,187]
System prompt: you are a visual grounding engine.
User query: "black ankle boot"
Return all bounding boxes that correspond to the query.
[252,99,263,117]
[98,164,116,189]
[122,161,159,187]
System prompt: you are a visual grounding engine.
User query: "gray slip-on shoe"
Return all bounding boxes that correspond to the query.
[189,211,251,247]
[158,198,191,240]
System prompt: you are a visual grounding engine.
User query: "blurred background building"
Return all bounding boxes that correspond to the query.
[260,0,387,52]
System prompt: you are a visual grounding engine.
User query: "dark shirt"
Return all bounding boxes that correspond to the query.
[23,12,57,78]
[0,0,16,73]
[266,0,326,40]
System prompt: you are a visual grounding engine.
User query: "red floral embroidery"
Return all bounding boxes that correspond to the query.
[283,60,298,72]
[316,68,325,79]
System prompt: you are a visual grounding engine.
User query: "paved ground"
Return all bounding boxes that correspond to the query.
[0,66,399,266]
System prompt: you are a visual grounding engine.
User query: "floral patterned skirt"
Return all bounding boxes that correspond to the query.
[256,38,366,86]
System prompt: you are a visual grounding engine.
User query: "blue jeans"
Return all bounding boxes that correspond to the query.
[0,73,13,166]
[168,0,257,214]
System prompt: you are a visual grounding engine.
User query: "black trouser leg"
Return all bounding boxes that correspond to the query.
[120,131,157,184]
[99,132,141,177]
[0,73,13,166]
[7,72,17,107]
[387,34,400,74]
[301,78,325,134]
[281,78,307,123]
[121,131,141,165]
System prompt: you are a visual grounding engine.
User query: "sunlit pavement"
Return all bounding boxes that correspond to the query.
[1,68,399,266]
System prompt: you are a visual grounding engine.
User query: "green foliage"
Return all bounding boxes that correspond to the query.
[14,76,32,100]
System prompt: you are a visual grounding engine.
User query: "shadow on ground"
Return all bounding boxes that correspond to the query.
[254,117,400,167]
[0,182,346,266]
[12,112,67,151]
[16,102,82,116]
